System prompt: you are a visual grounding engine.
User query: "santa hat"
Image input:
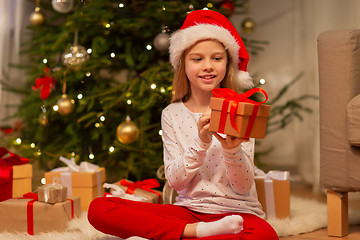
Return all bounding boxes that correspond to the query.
[169,9,253,89]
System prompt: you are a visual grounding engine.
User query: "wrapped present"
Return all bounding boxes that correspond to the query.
[115,179,162,204]
[38,183,67,204]
[255,169,290,219]
[0,192,80,235]
[103,183,148,202]
[209,88,271,138]
[44,156,106,210]
[0,147,32,201]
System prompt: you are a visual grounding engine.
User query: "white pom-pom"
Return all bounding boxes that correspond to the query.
[236,71,254,89]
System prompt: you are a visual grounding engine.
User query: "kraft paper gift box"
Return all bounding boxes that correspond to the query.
[44,167,105,210]
[38,183,67,204]
[0,194,80,235]
[254,170,290,219]
[209,88,271,138]
[115,179,162,204]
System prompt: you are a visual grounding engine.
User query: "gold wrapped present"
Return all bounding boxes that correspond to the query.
[38,183,67,204]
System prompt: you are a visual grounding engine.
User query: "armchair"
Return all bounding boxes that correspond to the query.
[318,29,360,237]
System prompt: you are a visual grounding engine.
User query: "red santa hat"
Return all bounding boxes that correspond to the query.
[169,9,253,89]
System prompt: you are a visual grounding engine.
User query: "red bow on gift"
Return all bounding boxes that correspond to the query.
[0,147,29,202]
[120,179,160,194]
[32,67,55,100]
[211,88,268,138]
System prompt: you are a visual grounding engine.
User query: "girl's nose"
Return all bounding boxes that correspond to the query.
[203,59,213,72]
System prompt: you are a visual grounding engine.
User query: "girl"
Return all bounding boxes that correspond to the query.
[88,9,278,240]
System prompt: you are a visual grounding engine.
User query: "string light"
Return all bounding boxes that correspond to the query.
[260,78,266,84]
[146,45,152,50]
[41,178,46,184]
[119,3,124,8]
[77,93,83,99]
[87,48,92,54]
[109,146,115,152]
[14,138,21,145]
[207,3,213,8]
[100,116,105,121]
[42,58,48,64]
[53,105,59,111]
[105,23,111,28]
[30,143,36,148]
[150,83,156,89]
[159,130,163,136]
[95,123,100,128]
[127,99,132,105]
[89,153,95,159]
[160,87,165,93]
[86,72,91,77]
[110,52,116,58]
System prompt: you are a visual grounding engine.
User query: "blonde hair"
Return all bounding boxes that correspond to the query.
[171,46,238,103]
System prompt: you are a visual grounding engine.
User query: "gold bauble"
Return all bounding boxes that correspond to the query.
[57,94,75,115]
[30,7,46,26]
[241,17,256,34]
[116,116,139,144]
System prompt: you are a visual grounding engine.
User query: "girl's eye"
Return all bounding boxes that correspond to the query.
[214,57,223,61]
[192,58,202,62]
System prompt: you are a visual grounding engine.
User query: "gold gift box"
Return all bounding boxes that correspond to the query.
[44,167,105,210]
[12,164,32,198]
[38,184,67,204]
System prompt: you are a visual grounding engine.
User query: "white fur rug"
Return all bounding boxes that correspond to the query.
[1,196,360,239]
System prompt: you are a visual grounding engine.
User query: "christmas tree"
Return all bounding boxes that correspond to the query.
[2,0,248,182]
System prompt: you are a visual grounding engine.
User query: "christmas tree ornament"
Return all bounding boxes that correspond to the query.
[30,1,46,26]
[219,0,235,17]
[116,116,139,144]
[38,106,48,126]
[32,67,56,99]
[241,17,256,34]
[52,0,74,14]
[154,27,170,52]
[62,31,90,69]
[57,94,75,115]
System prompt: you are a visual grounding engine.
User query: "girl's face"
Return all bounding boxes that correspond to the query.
[184,39,228,95]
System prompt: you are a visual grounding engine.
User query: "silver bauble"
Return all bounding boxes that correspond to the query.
[153,32,170,52]
[52,0,74,14]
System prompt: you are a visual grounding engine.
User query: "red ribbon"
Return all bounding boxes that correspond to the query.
[0,147,29,202]
[20,192,38,235]
[211,88,268,138]
[32,68,55,100]
[119,179,161,204]
[67,198,74,219]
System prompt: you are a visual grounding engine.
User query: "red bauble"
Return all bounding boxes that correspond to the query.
[220,0,235,17]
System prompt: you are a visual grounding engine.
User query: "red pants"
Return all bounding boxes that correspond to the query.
[88,197,279,240]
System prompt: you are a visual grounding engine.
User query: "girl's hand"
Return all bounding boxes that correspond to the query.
[213,133,249,149]
[197,113,212,143]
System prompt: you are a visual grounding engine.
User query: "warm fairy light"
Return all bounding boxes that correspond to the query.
[260,78,266,84]
[86,72,91,77]
[105,23,111,28]
[100,116,105,121]
[77,94,83,99]
[127,99,132,105]
[36,150,41,156]
[110,52,116,58]
[159,130,163,136]
[53,105,59,111]
[42,59,48,64]
[87,48,92,54]
[71,152,76,156]
[160,87,165,93]
[30,143,36,148]
[109,146,115,152]
[207,3,213,8]
[89,153,95,159]
[146,45,152,50]
[41,178,46,184]
[150,83,156,89]
[119,3,124,8]
[95,123,100,128]
[162,6,166,11]
[14,138,21,145]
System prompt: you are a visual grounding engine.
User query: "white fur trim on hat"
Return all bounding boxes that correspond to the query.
[169,24,239,69]
[237,70,253,89]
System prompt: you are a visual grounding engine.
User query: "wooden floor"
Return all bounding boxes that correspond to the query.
[280,182,360,239]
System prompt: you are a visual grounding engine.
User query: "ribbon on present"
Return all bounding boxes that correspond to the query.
[103,183,147,202]
[255,168,290,219]
[119,179,161,204]
[0,147,29,202]
[50,156,103,197]
[211,88,268,138]
[20,192,75,235]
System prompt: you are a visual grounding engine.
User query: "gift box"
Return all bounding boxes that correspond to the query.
[0,147,32,202]
[115,179,162,204]
[12,164,33,198]
[44,167,105,210]
[0,194,80,235]
[209,88,270,138]
[38,183,67,204]
[254,170,290,219]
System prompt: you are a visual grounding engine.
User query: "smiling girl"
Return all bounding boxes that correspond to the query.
[88,9,278,240]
